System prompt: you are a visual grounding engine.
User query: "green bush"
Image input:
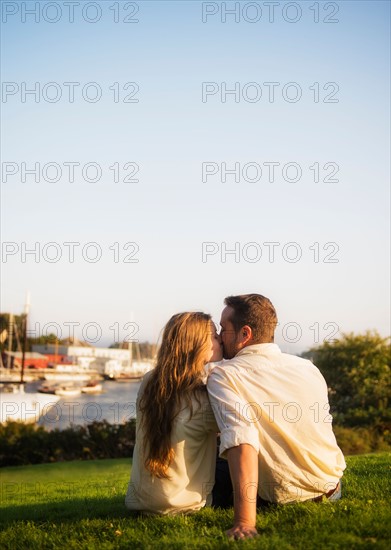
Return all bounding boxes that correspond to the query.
[334,425,391,455]
[303,331,391,434]
[0,420,136,467]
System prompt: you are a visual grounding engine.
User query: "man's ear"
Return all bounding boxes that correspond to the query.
[240,325,253,346]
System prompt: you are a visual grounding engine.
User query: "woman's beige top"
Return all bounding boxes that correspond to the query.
[125,371,218,515]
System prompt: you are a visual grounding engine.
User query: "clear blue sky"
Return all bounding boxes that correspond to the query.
[1,0,390,352]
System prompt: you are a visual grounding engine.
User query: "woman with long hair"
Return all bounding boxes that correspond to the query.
[125,312,223,514]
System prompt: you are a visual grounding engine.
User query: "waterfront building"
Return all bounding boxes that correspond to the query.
[32,344,152,378]
[2,351,49,370]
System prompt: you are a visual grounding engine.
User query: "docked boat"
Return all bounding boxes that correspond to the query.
[0,368,34,383]
[54,385,82,397]
[108,372,144,381]
[44,372,91,382]
[38,383,57,394]
[44,365,93,382]
[81,381,103,394]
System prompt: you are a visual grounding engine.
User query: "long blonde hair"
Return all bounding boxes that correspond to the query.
[139,312,212,478]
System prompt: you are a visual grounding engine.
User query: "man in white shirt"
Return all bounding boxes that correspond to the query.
[207,294,346,540]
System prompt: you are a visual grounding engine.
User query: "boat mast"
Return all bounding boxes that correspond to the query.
[55,337,59,365]
[128,340,133,367]
[128,311,134,368]
[6,313,13,369]
[20,292,30,385]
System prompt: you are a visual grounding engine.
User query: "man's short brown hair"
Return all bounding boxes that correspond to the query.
[224,294,278,343]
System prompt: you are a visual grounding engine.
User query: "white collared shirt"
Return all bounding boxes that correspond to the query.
[207,343,346,503]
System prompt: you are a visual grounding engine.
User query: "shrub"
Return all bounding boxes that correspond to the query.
[334,425,391,455]
[0,420,136,467]
[303,331,391,435]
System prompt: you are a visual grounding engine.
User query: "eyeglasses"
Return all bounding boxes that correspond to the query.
[211,322,236,336]
[218,328,236,336]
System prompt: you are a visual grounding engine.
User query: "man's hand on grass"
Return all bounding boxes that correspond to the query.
[225,444,259,540]
[226,523,258,540]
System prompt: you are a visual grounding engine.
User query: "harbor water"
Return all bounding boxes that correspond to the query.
[22,380,142,430]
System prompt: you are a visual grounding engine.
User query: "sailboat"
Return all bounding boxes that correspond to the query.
[0,294,60,424]
[104,340,153,381]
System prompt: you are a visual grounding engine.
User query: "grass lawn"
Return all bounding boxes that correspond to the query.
[1,453,390,549]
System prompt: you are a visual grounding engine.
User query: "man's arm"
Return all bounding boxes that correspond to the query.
[207,367,260,538]
[226,444,258,539]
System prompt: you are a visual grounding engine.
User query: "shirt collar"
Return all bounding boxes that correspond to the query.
[234,343,281,358]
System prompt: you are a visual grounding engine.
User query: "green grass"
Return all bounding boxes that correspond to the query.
[1,454,390,549]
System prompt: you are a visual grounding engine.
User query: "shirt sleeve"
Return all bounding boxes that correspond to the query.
[207,366,260,459]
